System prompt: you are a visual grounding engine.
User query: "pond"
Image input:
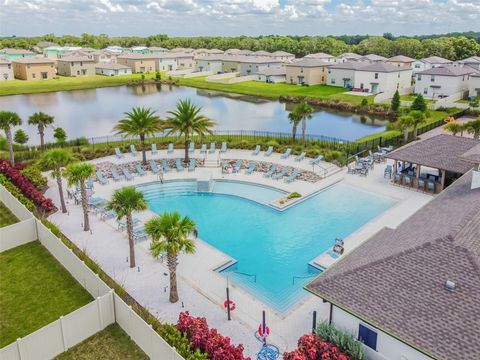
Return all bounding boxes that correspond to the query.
[0,84,387,145]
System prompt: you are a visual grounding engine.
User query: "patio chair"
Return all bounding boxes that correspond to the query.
[86,179,94,190]
[417,178,426,191]
[427,181,435,192]
[117,217,141,231]
[96,171,108,185]
[347,165,356,174]
[252,145,261,156]
[384,165,392,178]
[281,148,292,159]
[122,167,134,181]
[100,210,116,221]
[309,155,324,165]
[161,159,172,172]
[359,167,368,176]
[188,159,196,172]
[111,168,123,182]
[209,142,216,154]
[380,145,393,153]
[263,164,277,178]
[404,176,412,187]
[167,143,174,153]
[135,164,146,176]
[232,159,243,173]
[88,197,106,208]
[130,144,138,157]
[272,167,288,180]
[175,159,184,171]
[151,143,158,155]
[189,142,195,153]
[284,169,300,183]
[295,152,306,162]
[200,144,207,153]
[264,146,273,157]
[245,161,257,174]
[221,142,227,153]
[133,227,149,242]
[394,173,402,184]
[114,147,123,159]
[149,160,161,174]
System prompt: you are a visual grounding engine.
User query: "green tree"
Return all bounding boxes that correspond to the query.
[164,100,215,162]
[391,90,401,112]
[361,98,369,107]
[113,107,163,165]
[470,96,479,109]
[288,110,301,142]
[443,121,462,136]
[411,94,427,113]
[106,187,147,268]
[28,112,55,150]
[53,127,67,144]
[292,102,314,146]
[409,110,427,138]
[145,211,196,303]
[14,129,29,145]
[64,162,95,231]
[0,111,22,165]
[38,149,76,214]
[398,115,412,143]
[465,119,480,140]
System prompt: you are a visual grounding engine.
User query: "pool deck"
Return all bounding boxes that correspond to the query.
[46,149,432,357]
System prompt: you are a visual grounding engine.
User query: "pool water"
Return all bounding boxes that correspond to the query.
[139,180,395,312]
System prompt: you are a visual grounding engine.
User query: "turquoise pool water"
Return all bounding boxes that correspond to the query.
[139,180,395,312]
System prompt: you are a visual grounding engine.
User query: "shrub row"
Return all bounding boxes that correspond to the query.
[0,173,36,212]
[21,165,48,190]
[284,334,350,360]
[315,322,365,360]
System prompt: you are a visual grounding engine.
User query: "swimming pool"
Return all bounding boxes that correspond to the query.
[138,180,396,312]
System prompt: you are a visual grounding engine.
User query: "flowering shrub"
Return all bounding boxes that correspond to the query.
[0,160,55,213]
[284,334,350,360]
[177,312,250,360]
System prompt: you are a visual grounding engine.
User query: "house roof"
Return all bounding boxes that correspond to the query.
[256,66,286,76]
[421,56,452,64]
[416,65,478,77]
[359,54,387,61]
[252,50,271,56]
[207,49,224,54]
[0,57,11,64]
[356,62,412,73]
[95,63,131,70]
[306,170,480,360]
[148,46,167,51]
[57,56,95,62]
[386,134,479,173]
[271,51,294,56]
[387,55,416,63]
[117,53,161,60]
[12,57,55,64]
[0,48,35,55]
[329,60,372,70]
[285,58,331,68]
[460,56,480,64]
[305,52,334,59]
[338,52,362,59]
[459,143,480,164]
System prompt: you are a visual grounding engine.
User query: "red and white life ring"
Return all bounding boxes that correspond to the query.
[258,325,270,339]
[224,300,236,311]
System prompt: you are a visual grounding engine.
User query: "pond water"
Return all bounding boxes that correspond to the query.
[0,84,387,145]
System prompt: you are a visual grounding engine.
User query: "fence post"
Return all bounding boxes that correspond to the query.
[97,296,104,330]
[16,338,25,360]
[59,316,68,351]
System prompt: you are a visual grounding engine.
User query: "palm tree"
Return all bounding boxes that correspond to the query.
[443,121,462,136]
[398,115,412,144]
[293,102,314,146]
[0,111,22,165]
[28,112,54,150]
[465,119,480,140]
[164,99,215,163]
[38,149,76,214]
[145,211,196,303]
[113,107,163,165]
[106,187,147,268]
[409,110,426,139]
[288,110,301,142]
[64,162,95,231]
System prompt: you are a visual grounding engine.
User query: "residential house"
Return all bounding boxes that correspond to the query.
[57,56,96,77]
[457,56,480,70]
[335,52,363,62]
[0,58,14,81]
[327,61,370,88]
[116,54,158,73]
[270,51,295,62]
[104,46,125,55]
[206,49,224,55]
[387,55,416,68]
[148,47,167,54]
[305,52,336,63]
[170,48,194,53]
[255,66,286,83]
[221,57,241,73]
[195,55,224,73]
[358,54,387,62]
[95,63,132,76]
[414,65,476,99]
[237,57,283,76]
[12,57,56,80]
[354,62,413,93]
[93,50,117,63]
[285,58,331,85]
[412,56,452,73]
[43,46,82,58]
[130,46,149,54]
[0,48,36,60]
[469,73,480,98]
[251,50,272,58]
[174,53,195,69]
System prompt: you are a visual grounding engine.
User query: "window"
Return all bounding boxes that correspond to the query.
[431,75,435,82]
[41,72,48,79]
[331,78,335,84]
[358,324,377,350]
[374,73,378,79]
[77,70,80,75]
[322,76,324,82]
[398,73,400,78]
[328,69,331,74]
[71,62,74,66]
[418,74,422,80]
[415,64,420,68]
[423,87,428,94]
[300,68,304,73]
[32,73,36,78]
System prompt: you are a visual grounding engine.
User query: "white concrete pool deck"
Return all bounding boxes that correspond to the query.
[46,149,432,358]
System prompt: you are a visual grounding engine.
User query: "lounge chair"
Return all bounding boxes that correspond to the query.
[175,159,184,172]
[427,181,435,192]
[86,179,94,190]
[189,142,195,153]
[252,145,261,156]
[263,164,277,178]
[209,142,216,154]
[96,171,108,185]
[380,145,393,153]
[272,168,288,180]
[114,147,123,159]
[245,161,256,174]
[188,159,196,172]
[130,145,138,157]
[161,159,172,172]
[281,148,291,159]
[149,160,161,174]
[220,142,227,153]
[359,167,368,176]
[117,217,141,230]
[200,144,207,153]
[264,146,273,157]
[167,143,174,153]
[418,178,426,191]
[151,143,158,155]
[133,227,148,242]
[309,155,324,165]
[295,152,306,162]
[384,165,392,178]
[88,197,106,208]
[232,159,243,173]
[100,210,116,221]
[122,167,134,181]
[135,164,146,176]
[284,169,300,183]
[111,168,123,182]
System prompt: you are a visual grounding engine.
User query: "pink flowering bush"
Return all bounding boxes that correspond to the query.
[284,334,350,360]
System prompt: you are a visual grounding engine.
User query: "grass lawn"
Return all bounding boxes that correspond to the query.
[0,241,93,347]
[400,95,435,103]
[55,324,148,360]
[0,202,18,227]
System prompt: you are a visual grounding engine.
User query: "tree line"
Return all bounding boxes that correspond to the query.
[1,33,480,60]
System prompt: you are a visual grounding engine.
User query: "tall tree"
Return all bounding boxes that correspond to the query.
[53,127,68,145]
[288,110,301,142]
[391,90,401,112]
[0,111,22,165]
[398,115,412,143]
[145,211,196,303]
[164,100,215,162]
[113,107,163,165]
[293,102,314,146]
[28,112,55,150]
[409,110,427,138]
[38,149,76,214]
[64,162,95,231]
[106,187,147,268]
[411,94,427,113]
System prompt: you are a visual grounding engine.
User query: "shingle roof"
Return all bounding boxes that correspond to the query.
[0,48,35,55]
[57,56,95,62]
[271,51,294,56]
[329,60,372,70]
[256,66,286,76]
[12,57,55,64]
[0,57,11,64]
[417,65,478,76]
[460,143,480,164]
[356,62,412,73]
[359,54,387,61]
[307,170,480,360]
[386,134,479,173]
[460,56,480,64]
[305,52,334,59]
[285,58,331,68]
[422,56,452,64]
[252,50,271,56]
[387,55,416,62]
[338,52,362,59]
[95,63,131,70]
[117,53,161,60]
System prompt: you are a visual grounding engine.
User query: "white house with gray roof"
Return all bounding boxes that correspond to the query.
[412,56,452,74]
[353,62,412,93]
[387,55,416,68]
[255,66,286,83]
[358,54,387,62]
[95,63,132,76]
[468,73,480,98]
[457,56,480,70]
[327,61,369,88]
[194,55,224,73]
